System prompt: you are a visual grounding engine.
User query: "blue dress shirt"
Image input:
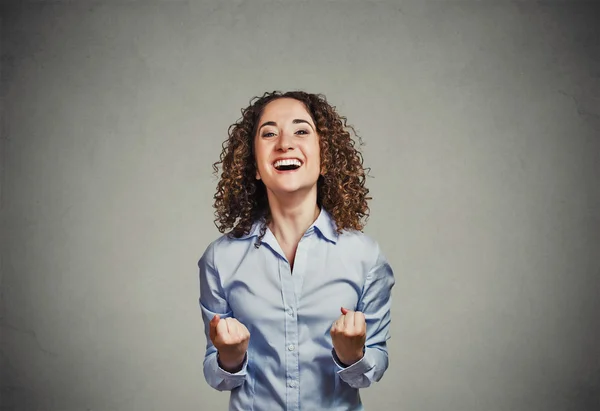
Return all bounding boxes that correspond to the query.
[198,208,395,411]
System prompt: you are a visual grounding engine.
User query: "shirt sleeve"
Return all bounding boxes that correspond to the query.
[335,242,395,388]
[199,240,248,391]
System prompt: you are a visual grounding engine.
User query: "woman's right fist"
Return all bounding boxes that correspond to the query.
[209,314,250,372]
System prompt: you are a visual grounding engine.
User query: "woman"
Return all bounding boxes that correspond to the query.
[199,91,395,410]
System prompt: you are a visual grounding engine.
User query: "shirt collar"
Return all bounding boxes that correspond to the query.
[310,207,339,243]
[236,207,339,244]
[237,220,264,240]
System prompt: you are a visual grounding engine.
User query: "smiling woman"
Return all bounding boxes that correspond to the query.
[212,91,371,242]
[198,91,395,411]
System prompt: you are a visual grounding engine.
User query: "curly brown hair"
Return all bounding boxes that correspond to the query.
[212,91,371,239]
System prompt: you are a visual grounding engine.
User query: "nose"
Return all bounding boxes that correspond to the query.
[276,130,294,152]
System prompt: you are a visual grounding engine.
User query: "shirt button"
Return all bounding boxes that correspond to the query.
[288,380,297,388]
[288,344,295,351]
[287,308,294,316]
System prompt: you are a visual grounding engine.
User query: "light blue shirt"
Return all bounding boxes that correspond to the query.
[198,208,395,411]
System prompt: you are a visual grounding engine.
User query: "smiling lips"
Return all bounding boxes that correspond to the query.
[273,158,303,171]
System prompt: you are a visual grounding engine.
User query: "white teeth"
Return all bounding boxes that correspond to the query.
[274,159,302,168]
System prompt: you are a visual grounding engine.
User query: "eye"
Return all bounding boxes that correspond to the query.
[295,129,309,135]
[262,131,277,138]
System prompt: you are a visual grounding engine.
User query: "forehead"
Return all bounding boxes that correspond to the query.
[259,98,313,123]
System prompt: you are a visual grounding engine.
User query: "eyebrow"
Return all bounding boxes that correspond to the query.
[258,119,315,132]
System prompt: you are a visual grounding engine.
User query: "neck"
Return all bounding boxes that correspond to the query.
[266,188,320,247]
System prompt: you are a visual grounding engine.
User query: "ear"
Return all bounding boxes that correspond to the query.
[256,170,261,180]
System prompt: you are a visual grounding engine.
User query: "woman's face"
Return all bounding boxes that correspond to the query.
[254,98,321,198]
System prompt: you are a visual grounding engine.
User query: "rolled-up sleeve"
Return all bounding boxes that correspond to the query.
[199,241,248,391]
[336,244,395,388]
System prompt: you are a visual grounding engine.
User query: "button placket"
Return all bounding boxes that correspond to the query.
[280,258,299,410]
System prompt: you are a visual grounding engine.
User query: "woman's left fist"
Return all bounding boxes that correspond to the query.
[330,307,366,366]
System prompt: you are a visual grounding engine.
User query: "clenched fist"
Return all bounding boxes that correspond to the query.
[209,314,250,373]
[331,307,366,366]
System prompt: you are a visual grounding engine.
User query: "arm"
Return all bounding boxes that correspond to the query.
[199,243,248,391]
[334,245,395,388]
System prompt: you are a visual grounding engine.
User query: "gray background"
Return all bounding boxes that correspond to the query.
[1,1,599,410]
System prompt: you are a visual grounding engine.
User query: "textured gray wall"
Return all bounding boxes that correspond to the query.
[1,1,599,410]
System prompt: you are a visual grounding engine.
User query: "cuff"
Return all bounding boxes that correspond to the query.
[332,349,375,381]
[215,352,249,379]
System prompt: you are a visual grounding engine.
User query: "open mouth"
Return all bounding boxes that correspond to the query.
[273,158,302,171]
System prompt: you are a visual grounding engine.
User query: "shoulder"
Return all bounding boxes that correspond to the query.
[339,230,394,286]
[198,230,257,269]
[198,233,238,265]
[336,229,385,267]
[338,229,380,252]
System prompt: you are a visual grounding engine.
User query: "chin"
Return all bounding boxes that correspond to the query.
[274,186,308,195]
[268,183,317,196]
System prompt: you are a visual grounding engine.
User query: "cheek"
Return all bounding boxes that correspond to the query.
[311,143,322,169]
[255,155,266,178]
[253,142,267,166]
